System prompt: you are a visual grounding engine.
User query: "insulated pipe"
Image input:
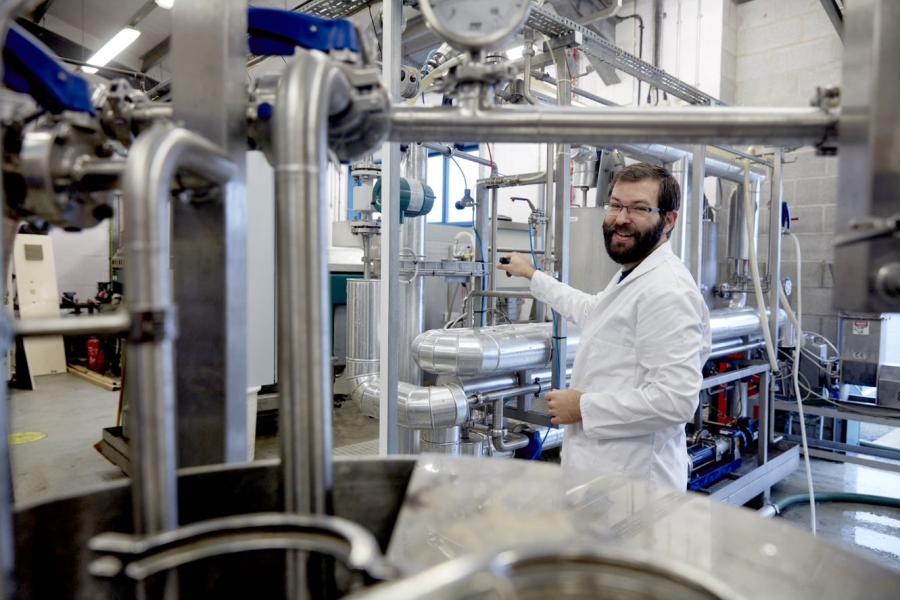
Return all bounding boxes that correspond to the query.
[413,308,784,377]
[274,51,350,516]
[413,323,580,377]
[122,123,237,535]
[607,143,767,183]
[388,106,836,146]
[345,279,469,431]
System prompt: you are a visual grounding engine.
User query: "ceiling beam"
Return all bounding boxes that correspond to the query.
[818,0,844,42]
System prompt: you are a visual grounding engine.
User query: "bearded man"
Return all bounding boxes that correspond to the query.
[499,163,711,490]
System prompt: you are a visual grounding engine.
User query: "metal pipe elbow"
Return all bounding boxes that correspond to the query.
[399,382,468,429]
[347,373,468,430]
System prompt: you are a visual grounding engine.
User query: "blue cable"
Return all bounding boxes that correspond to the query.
[526,223,558,460]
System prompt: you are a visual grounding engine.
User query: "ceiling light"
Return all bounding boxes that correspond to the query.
[81,27,141,74]
[155,0,174,9]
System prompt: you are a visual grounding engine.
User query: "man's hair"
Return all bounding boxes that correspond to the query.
[610,163,681,212]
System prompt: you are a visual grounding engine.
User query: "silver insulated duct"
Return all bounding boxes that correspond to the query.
[412,308,785,377]
[412,323,580,377]
[345,279,468,432]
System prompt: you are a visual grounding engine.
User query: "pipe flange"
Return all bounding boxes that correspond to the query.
[128,308,177,344]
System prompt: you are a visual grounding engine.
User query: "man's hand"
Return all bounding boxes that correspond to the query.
[546,389,583,425]
[497,252,537,280]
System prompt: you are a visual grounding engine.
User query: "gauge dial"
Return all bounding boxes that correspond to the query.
[419,0,532,52]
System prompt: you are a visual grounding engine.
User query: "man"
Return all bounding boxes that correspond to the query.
[498,163,711,490]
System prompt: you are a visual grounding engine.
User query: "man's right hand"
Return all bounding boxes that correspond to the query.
[497,252,537,280]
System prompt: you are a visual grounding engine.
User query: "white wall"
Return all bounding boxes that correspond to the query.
[732,0,842,341]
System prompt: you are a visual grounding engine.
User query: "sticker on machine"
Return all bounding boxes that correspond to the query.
[852,320,870,335]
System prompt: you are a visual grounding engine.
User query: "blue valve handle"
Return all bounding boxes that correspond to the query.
[2,24,94,115]
[248,7,360,56]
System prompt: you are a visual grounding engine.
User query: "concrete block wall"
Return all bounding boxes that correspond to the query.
[733,0,842,342]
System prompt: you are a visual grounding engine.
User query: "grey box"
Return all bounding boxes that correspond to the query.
[877,364,900,410]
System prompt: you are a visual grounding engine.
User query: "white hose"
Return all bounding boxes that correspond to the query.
[778,232,817,535]
[742,172,778,372]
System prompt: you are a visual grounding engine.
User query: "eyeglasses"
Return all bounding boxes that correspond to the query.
[601,201,666,218]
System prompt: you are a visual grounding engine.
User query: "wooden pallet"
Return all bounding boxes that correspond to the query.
[67,365,121,392]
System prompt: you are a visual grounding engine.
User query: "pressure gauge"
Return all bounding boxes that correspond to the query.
[419,0,532,52]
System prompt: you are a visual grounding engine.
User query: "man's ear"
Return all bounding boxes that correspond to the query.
[664,209,678,236]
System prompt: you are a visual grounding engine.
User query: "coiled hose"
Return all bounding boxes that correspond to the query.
[759,492,900,519]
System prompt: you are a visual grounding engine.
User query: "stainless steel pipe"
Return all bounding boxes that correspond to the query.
[389,106,836,146]
[419,142,494,168]
[122,123,237,535]
[274,51,348,516]
[13,311,130,337]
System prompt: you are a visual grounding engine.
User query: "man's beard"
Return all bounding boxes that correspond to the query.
[602,217,666,265]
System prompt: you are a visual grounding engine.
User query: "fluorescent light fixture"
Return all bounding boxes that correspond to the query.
[506,45,524,60]
[81,27,141,74]
[155,0,174,9]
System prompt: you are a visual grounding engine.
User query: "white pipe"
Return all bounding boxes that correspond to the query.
[743,163,778,372]
[779,233,817,535]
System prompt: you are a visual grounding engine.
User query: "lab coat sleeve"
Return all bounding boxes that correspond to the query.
[579,287,706,439]
[529,271,598,328]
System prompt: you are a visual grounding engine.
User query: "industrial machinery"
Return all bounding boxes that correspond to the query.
[0,0,899,598]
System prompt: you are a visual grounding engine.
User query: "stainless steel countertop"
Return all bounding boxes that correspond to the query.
[377,456,900,599]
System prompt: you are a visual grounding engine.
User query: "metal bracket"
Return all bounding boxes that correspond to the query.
[128,309,177,344]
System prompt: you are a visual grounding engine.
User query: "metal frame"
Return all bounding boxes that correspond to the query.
[171,0,249,468]
[379,0,403,455]
[709,445,800,506]
[774,399,900,473]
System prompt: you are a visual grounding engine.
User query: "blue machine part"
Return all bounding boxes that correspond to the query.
[2,25,94,115]
[247,7,360,56]
[781,200,792,231]
[689,457,743,492]
[513,429,543,460]
[688,444,715,471]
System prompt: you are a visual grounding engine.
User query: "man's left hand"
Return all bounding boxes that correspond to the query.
[546,389,583,425]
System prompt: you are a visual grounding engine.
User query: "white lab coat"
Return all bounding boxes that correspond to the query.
[530,241,711,490]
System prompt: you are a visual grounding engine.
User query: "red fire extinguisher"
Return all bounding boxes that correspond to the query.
[86,338,106,373]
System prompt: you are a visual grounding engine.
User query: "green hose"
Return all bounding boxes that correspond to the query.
[774,492,900,515]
